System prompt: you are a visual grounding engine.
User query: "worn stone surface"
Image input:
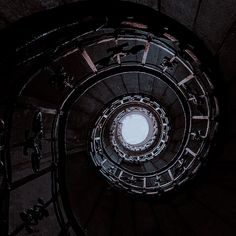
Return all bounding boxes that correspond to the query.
[0,0,43,23]
[39,0,64,9]
[218,20,236,82]
[137,0,158,10]
[194,0,236,53]
[161,0,199,30]
[225,77,236,139]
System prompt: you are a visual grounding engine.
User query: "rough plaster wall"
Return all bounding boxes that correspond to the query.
[161,0,199,30]
[194,0,236,53]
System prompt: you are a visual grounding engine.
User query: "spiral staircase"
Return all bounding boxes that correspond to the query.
[0,1,236,236]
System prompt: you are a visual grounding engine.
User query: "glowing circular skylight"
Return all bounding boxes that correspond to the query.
[121,113,149,145]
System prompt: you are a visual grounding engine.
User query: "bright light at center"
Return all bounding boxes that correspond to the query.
[121,113,149,145]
